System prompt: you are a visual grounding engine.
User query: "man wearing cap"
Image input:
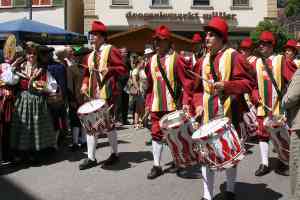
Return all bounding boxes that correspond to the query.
[251,31,297,177]
[144,25,193,179]
[66,47,91,151]
[191,33,204,67]
[284,39,300,68]
[193,17,255,200]
[238,37,259,140]
[79,20,127,170]
[239,37,256,63]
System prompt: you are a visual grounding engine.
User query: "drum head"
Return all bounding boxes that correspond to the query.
[77,99,106,114]
[159,110,187,129]
[192,117,229,140]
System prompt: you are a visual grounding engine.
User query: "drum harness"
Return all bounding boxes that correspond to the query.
[156,54,181,109]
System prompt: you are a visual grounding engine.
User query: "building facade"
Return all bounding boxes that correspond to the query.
[84,0,279,40]
[0,0,84,33]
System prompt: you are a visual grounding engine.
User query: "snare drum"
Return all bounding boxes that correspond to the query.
[77,99,109,134]
[192,117,245,170]
[159,110,203,168]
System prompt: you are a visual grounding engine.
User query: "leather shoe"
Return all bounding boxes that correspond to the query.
[147,166,163,179]
[224,191,236,200]
[69,144,80,152]
[275,161,289,176]
[255,164,271,176]
[200,198,208,200]
[79,158,97,170]
[102,153,119,167]
[168,162,179,173]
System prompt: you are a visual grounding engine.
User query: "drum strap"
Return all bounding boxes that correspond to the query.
[156,54,178,109]
[261,56,283,100]
[209,53,226,108]
[93,51,108,92]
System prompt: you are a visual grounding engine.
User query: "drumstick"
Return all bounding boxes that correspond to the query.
[258,99,272,112]
[186,69,213,84]
[139,111,150,126]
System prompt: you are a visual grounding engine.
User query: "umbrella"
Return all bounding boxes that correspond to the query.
[0,18,87,45]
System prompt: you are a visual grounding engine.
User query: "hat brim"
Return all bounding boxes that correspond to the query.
[204,26,227,41]
[152,34,169,40]
[88,30,106,34]
[284,45,297,51]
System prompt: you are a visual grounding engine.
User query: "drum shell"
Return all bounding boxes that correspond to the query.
[192,118,245,170]
[159,110,204,168]
[77,100,109,134]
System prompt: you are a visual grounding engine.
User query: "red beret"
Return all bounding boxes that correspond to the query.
[284,39,298,51]
[89,20,107,34]
[153,25,171,40]
[192,33,202,43]
[240,37,253,49]
[204,17,228,42]
[259,31,276,46]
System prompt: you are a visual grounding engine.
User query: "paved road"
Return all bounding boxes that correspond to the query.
[0,126,290,200]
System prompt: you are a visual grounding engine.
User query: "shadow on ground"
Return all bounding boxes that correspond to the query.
[0,139,130,175]
[100,151,153,171]
[213,182,283,200]
[0,176,42,200]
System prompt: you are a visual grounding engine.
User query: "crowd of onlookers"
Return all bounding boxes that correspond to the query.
[0,41,155,165]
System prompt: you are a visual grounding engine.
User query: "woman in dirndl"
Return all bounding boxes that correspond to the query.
[10,42,57,163]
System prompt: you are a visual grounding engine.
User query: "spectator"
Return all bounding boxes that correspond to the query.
[10,43,57,163]
[283,68,300,200]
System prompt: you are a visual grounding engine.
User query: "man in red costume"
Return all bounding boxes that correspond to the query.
[79,20,127,170]
[145,25,193,179]
[193,17,255,200]
[251,31,297,177]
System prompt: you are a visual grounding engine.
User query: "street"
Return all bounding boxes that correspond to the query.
[0,126,290,200]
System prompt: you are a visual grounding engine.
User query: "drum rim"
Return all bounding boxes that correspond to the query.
[159,110,186,129]
[192,117,229,140]
[77,99,106,115]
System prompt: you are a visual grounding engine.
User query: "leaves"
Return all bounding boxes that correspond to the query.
[250,19,294,53]
[285,0,300,17]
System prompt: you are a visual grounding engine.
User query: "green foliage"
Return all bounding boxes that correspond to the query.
[285,0,300,17]
[250,19,294,53]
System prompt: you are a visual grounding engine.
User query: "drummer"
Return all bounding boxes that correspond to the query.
[193,17,255,200]
[250,31,297,177]
[144,25,193,179]
[79,20,128,170]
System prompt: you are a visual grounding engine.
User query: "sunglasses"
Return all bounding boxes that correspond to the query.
[259,41,273,46]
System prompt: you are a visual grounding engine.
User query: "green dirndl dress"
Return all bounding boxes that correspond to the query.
[10,78,56,151]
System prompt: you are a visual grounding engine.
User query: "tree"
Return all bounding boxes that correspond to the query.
[250,19,294,53]
[285,0,300,17]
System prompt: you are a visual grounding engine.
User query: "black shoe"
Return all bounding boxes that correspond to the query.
[275,161,289,176]
[69,144,80,152]
[176,168,203,179]
[255,164,271,176]
[168,162,179,173]
[147,166,163,179]
[79,143,87,150]
[102,153,119,167]
[224,191,236,200]
[79,158,97,170]
[200,198,208,200]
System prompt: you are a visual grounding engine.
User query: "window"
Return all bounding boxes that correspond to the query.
[232,0,249,7]
[152,0,169,6]
[193,0,209,6]
[111,0,129,6]
[32,0,52,6]
[0,0,12,7]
